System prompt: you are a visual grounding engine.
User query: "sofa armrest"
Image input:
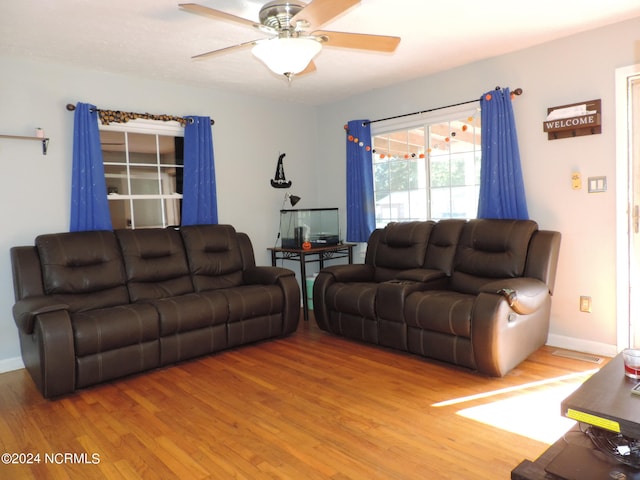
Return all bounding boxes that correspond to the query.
[13,296,70,335]
[471,291,551,377]
[18,309,76,398]
[318,264,375,282]
[312,264,373,332]
[277,274,301,335]
[243,266,295,285]
[479,277,549,315]
[395,268,447,283]
[243,266,300,335]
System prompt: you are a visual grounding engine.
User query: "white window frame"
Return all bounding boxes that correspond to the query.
[99,119,184,229]
[371,103,480,226]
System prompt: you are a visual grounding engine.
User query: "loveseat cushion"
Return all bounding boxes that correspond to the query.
[405,290,473,338]
[181,225,244,291]
[72,303,159,356]
[371,221,435,282]
[324,282,377,319]
[451,219,538,294]
[116,228,194,302]
[424,219,466,275]
[35,231,129,311]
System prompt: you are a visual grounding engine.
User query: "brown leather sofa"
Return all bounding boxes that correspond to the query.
[313,219,561,376]
[10,224,300,398]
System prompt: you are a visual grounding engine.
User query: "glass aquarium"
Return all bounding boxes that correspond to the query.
[279,208,340,248]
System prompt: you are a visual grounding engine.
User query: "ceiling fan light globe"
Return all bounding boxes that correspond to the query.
[252,37,321,75]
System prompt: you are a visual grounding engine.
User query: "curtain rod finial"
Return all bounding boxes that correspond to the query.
[66,103,76,111]
[513,88,523,96]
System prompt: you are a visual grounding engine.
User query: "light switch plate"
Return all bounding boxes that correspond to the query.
[580,295,592,313]
[588,176,607,193]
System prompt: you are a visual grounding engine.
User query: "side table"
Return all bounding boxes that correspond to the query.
[512,353,640,479]
[268,243,356,321]
[511,425,586,479]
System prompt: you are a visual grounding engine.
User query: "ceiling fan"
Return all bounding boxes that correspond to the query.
[179,0,401,80]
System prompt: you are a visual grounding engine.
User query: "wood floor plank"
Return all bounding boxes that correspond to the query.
[0,314,607,479]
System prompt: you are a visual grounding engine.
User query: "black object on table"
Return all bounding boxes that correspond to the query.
[512,352,640,479]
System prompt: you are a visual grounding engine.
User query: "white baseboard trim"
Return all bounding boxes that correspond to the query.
[0,356,25,374]
[546,333,618,358]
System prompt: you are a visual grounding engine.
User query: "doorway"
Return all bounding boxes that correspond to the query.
[616,64,640,350]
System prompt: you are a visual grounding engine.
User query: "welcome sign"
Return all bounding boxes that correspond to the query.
[543,99,601,140]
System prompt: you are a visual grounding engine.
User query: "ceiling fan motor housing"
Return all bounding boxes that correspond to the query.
[259,1,306,32]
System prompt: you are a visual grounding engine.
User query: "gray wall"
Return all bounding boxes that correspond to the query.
[0,57,319,370]
[2,16,639,368]
[315,16,640,355]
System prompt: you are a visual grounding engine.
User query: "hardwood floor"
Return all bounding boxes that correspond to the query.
[0,313,605,479]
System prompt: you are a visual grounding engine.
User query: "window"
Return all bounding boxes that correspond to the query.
[372,109,481,228]
[100,121,184,229]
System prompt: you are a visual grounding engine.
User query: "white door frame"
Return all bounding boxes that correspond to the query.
[615,63,640,351]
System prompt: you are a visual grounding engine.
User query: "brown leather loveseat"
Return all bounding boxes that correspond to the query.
[313,219,560,376]
[11,224,300,398]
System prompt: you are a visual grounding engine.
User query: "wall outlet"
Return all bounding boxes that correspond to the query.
[580,296,592,313]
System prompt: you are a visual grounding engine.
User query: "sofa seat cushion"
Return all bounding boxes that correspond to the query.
[153,292,229,335]
[325,282,377,319]
[405,290,474,338]
[220,285,284,322]
[49,289,130,315]
[72,303,159,357]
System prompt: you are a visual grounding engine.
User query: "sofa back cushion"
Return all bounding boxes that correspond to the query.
[35,230,129,311]
[180,224,244,291]
[369,221,434,282]
[115,228,194,302]
[424,219,466,275]
[451,219,538,294]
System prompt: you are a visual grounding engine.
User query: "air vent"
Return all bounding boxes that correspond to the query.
[552,349,603,364]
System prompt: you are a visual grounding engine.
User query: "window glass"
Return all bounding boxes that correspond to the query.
[372,113,480,227]
[100,122,183,229]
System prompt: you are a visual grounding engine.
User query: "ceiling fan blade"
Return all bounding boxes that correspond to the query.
[291,0,360,31]
[315,30,400,52]
[191,39,259,60]
[179,3,276,34]
[297,60,317,76]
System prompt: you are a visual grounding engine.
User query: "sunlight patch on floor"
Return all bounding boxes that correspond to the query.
[432,370,599,408]
[456,380,585,444]
[430,370,599,444]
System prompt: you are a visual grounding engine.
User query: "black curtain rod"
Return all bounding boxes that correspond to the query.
[65,103,215,125]
[363,87,523,126]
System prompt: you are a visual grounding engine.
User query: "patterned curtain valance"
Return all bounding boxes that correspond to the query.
[98,110,189,126]
[65,104,215,126]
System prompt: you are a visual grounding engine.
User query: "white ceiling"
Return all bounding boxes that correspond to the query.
[3,0,640,106]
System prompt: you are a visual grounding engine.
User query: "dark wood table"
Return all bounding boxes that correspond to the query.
[560,353,640,439]
[268,243,356,321]
[511,353,640,479]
